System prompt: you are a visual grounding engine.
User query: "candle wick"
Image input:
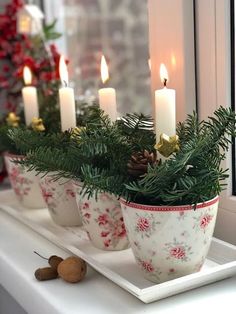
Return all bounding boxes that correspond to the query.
[63,80,68,87]
[163,78,167,87]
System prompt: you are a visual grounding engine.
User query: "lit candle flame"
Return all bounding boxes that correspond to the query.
[148,58,151,71]
[101,55,109,84]
[23,66,32,85]
[160,63,169,86]
[59,55,69,86]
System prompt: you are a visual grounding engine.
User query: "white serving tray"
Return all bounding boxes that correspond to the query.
[1,189,236,303]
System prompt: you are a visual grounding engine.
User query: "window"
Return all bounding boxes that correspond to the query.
[195,0,236,245]
[231,0,236,196]
[42,0,236,244]
[42,0,151,116]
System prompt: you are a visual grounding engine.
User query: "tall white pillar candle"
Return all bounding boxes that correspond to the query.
[98,55,117,121]
[59,56,76,132]
[22,66,39,126]
[155,64,176,141]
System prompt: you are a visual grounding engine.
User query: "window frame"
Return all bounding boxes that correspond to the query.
[215,0,236,210]
[195,0,236,244]
[231,0,236,196]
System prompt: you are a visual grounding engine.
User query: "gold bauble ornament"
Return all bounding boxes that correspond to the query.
[6,112,20,127]
[155,133,180,158]
[31,117,45,132]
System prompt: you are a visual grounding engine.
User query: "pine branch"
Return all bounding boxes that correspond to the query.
[125,107,236,205]
[18,146,85,179]
[116,113,155,152]
[8,128,72,155]
[0,125,21,154]
[81,164,126,199]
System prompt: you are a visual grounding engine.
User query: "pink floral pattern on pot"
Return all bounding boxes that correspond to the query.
[39,174,82,227]
[73,183,129,251]
[4,153,46,209]
[120,196,219,283]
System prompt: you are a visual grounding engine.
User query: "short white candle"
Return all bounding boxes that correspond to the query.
[98,55,117,121]
[155,64,176,141]
[98,87,117,122]
[59,56,76,132]
[22,66,39,126]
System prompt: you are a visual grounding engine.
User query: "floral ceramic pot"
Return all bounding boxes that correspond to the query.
[73,184,129,251]
[120,196,219,283]
[0,154,7,183]
[4,153,46,209]
[39,174,82,227]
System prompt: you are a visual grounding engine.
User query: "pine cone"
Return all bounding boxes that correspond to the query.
[127,150,159,177]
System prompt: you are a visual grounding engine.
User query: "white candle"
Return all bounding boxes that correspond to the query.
[98,55,117,121]
[59,56,76,132]
[155,64,176,141]
[22,66,39,126]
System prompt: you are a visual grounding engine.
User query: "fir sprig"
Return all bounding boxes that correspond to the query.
[116,113,155,152]
[75,111,156,195]
[0,125,21,154]
[126,107,236,205]
[10,108,156,198]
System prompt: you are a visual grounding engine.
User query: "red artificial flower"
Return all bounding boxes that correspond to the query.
[23,56,37,69]
[13,67,23,78]
[0,15,10,27]
[4,101,16,112]
[12,42,22,54]
[40,71,54,82]
[2,65,10,73]
[0,80,10,88]
[0,0,64,114]
[13,0,24,7]
[0,51,7,58]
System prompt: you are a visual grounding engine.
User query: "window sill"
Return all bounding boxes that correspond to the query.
[0,209,236,313]
[215,206,236,245]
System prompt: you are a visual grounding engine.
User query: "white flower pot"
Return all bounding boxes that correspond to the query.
[4,153,46,209]
[73,183,129,251]
[39,174,82,227]
[120,196,219,283]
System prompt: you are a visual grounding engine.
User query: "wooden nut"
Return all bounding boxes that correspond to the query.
[48,255,64,270]
[57,256,87,283]
[35,267,58,281]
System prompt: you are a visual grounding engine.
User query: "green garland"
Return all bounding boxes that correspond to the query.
[0,103,99,155]
[9,108,156,198]
[9,106,236,206]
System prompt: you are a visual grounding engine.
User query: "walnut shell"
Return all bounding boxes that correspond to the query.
[57,256,87,283]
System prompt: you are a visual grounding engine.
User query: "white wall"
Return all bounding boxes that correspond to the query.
[148,0,196,122]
